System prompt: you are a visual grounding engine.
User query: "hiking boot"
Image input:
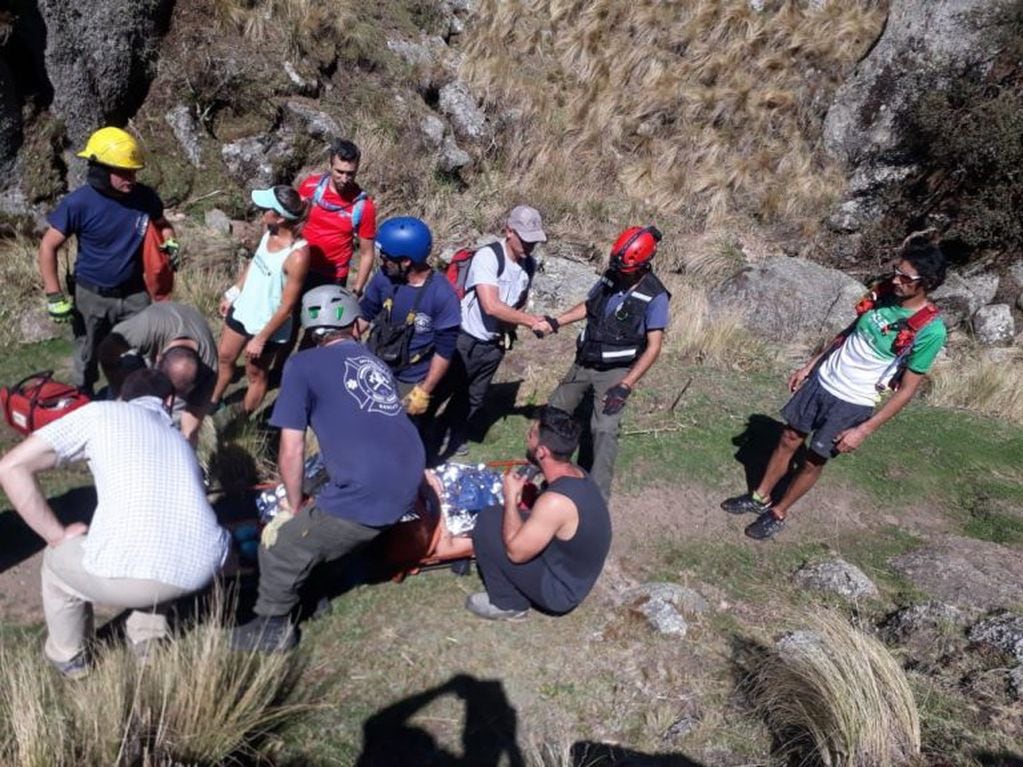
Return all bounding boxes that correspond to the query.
[230,615,297,653]
[721,492,771,515]
[48,651,89,680]
[465,592,529,622]
[744,510,787,541]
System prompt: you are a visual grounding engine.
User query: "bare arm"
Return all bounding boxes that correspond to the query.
[621,329,664,389]
[419,353,451,395]
[500,471,574,563]
[352,236,375,296]
[38,227,68,294]
[179,405,208,448]
[154,217,175,242]
[0,436,85,546]
[834,370,926,453]
[277,428,306,512]
[474,284,541,329]
[554,301,587,328]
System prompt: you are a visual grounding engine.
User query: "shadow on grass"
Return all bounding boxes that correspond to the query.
[356,674,525,767]
[730,413,805,500]
[0,485,96,573]
[976,753,1023,767]
[353,674,708,767]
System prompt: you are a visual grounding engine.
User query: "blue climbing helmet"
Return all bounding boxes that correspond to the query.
[376,217,433,264]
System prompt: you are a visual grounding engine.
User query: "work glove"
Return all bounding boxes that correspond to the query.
[602,383,632,416]
[260,509,294,549]
[159,238,182,270]
[46,292,73,324]
[403,384,431,416]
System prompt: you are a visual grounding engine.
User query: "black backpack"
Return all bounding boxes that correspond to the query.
[366,273,434,371]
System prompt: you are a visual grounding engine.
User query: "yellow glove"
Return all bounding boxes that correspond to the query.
[260,510,294,549]
[403,384,430,416]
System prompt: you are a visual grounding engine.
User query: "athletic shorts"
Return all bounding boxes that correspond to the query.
[780,374,873,460]
[224,308,286,346]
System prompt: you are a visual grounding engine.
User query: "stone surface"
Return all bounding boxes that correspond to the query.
[890,536,1023,611]
[709,257,865,342]
[930,272,991,327]
[961,271,999,308]
[386,35,449,69]
[823,0,1003,229]
[528,252,599,316]
[635,598,688,637]
[972,304,1015,346]
[282,61,319,97]
[881,601,967,643]
[439,80,489,142]
[283,100,341,140]
[0,60,21,183]
[420,114,446,150]
[165,105,203,168]
[793,559,879,600]
[203,208,232,236]
[1010,666,1023,700]
[37,0,174,147]
[629,582,710,615]
[437,134,472,174]
[220,133,298,189]
[968,613,1023,663]
[18,306,61,344]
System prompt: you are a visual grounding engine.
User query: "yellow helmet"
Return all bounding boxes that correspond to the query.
[76,127,145,170]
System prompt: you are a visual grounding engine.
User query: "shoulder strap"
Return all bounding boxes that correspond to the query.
[405,271,433,323]
[906,303,939,332]
[351,191,369,230]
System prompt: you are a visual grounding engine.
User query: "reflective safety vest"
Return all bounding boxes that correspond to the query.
[576,271,670,368]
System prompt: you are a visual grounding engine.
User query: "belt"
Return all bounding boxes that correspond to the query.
[459,330,500,347]
[76,275,146,298]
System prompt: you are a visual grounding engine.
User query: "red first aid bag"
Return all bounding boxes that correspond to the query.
[0,371,91,436]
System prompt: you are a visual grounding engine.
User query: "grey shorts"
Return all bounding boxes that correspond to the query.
[781,374,873,460]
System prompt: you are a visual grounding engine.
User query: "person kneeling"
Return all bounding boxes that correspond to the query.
[0,369,230,677]
[467,406,612,621]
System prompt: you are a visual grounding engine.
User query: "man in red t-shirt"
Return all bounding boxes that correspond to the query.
[297,139,377,295]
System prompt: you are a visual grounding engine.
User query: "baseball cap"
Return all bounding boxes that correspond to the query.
[506,205,547,243]
[251,186,300,220]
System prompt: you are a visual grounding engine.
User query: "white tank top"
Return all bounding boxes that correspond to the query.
[231,232,306,342]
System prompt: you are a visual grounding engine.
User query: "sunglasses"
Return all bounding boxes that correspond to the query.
[892,267,923,283]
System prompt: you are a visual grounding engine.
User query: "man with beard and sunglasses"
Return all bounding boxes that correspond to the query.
[721,233,948,540]
[539,226,671,502]
[466,406,611,622]
[358,217,460,430]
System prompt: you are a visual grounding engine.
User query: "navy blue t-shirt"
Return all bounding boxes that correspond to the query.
[360,271,461,383]
[269,340,425,526]
[48,184,164,288]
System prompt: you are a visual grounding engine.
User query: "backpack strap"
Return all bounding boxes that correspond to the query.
[404,271,433,324]
[312,173,369,227]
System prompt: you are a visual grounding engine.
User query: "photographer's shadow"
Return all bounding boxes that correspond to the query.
[356,673,524,767]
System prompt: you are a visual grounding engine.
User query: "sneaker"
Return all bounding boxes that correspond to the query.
[721,492,771,515]
[465,592,529,622]
[48,651,89,680]
[744,510,787,540]
[230,615,297,653]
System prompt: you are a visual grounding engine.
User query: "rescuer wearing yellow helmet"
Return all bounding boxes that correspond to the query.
[37,127,179,394]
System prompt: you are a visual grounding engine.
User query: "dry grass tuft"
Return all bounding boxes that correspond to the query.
[0,588,311,766]
[927,347,1023,425]
[664,281,769,371]
[748,610,920,767]
[0,235,57,347]
[461,0,886,233]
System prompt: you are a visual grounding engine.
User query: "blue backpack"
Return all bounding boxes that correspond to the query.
[312,173,368,229]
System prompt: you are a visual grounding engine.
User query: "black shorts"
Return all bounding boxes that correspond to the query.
[781,374,873,460]
[224,309,286,347]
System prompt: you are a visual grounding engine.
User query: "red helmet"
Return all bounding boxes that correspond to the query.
[609,226,661,273]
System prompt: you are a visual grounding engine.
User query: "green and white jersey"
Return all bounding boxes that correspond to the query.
[817,303,946,407]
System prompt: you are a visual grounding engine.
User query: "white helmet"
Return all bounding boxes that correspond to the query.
[300,285,361,331]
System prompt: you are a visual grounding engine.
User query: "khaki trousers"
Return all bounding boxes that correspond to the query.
[41,536,191,663]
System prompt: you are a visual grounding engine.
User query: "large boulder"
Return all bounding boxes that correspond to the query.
[972,304,1015,346]
[37,0,174,147]
[165,105,203,168]
[822,0,1004,230]
[438,80,490,144]
[528,241,600,316]
[930,271,998,328]
[968,613,1023,663]
[794,559,879,600]
[709,257,865,342]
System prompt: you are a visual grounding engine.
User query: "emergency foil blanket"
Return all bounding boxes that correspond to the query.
[255,454,325,524]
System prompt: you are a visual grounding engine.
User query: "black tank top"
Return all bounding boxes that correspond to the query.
[538,474,612,612]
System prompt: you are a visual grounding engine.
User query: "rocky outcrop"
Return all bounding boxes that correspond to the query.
[627,582,710,637]
[220,133,300,190]
[528,242,600,315]
[881,602,968,644]
[971,304,1015,346]
[439,80,489,143]
[37,0,174,147]
[794,559,879,600]
[823,0,1005,232]
[709,257,865,342]
[968,613,1023,663]
[0,60,21,182]
[165,106,203,168]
